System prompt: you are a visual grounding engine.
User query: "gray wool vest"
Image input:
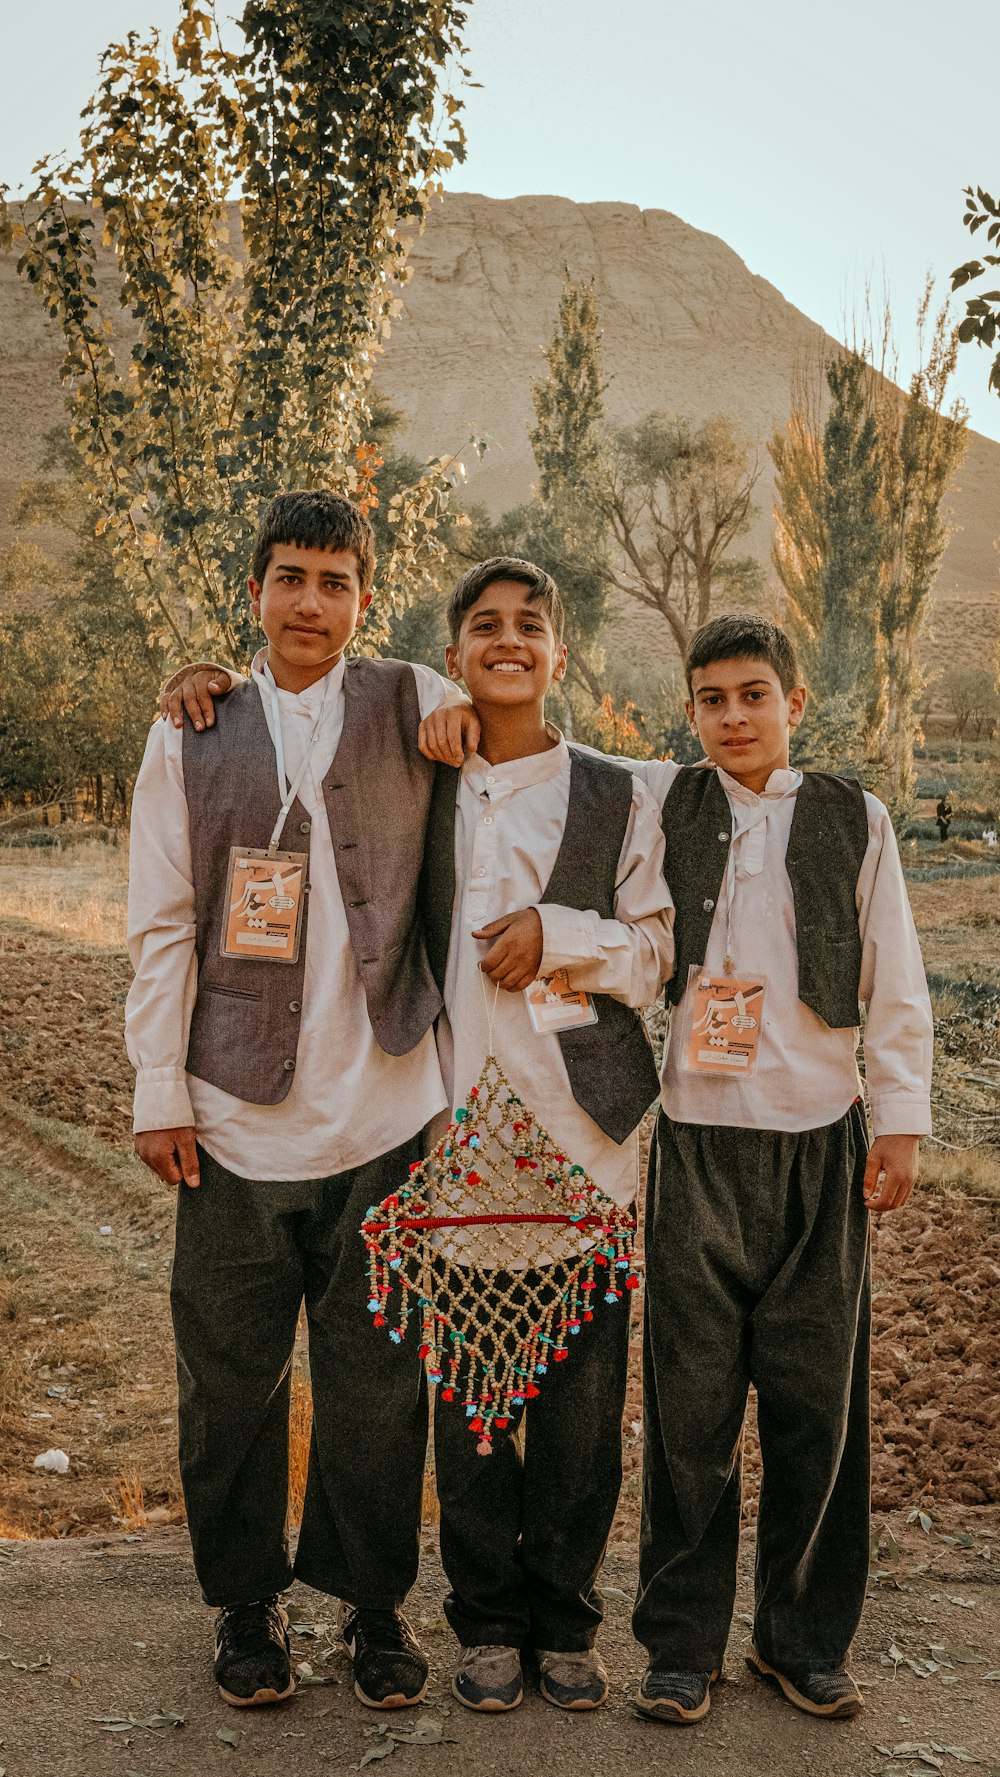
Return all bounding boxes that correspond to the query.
[662,766,870,1029]
[182,659,442,1104]
[421,748,661,1145]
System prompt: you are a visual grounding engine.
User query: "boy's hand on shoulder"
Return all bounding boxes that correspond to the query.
[418,702,481,767]
[474,909,544,992]
[159,661,235,731]
[135,1127,201,1189]
[863,1133,920,1214]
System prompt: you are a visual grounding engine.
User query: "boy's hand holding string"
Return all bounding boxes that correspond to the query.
[475,909,544,992]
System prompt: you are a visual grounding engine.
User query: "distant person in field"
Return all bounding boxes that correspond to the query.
[936,792,953,843]
[126,490,475,1715]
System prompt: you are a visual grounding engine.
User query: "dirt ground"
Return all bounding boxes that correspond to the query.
[1,1516,998,1777]
[1,868,1000,1539]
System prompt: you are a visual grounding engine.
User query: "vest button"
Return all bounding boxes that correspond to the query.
[299,820,311,835]
[283,1058,295,1072]
[718,831,729,843]
[703,898,715,912]
[289,1000,301,1014]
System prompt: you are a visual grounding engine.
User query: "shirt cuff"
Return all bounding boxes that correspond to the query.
[536,903,596,973]
[869,1092,933,1139]
[133,1069,195,1135]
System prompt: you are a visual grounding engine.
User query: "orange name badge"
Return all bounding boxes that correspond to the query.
[221,846,308,966]
[524,969,599,1036]
[684,965,766,1076]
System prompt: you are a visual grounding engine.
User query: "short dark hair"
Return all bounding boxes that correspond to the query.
[685,613,799,696]
[447,557,565,644]
[250,490,376,597]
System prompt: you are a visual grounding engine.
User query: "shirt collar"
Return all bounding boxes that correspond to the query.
[463,727,568,796]
[253,650,347,710]
[717,764,802,806]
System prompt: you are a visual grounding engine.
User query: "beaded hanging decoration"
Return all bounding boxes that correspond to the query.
[361,1053,639,1455]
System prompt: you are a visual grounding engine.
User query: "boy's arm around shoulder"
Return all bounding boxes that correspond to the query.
[857,794,933,1213]
[125,717,201,1186]
[412,665,477,765]
[534,776,675,1005]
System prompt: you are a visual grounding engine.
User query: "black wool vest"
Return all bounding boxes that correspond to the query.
[182,660,442,1105]
[421,748,661,1144]
[662,766,870,1030]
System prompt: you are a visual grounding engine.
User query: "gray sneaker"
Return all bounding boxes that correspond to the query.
[453,1644,523,1712]
[537,1647,609,1710]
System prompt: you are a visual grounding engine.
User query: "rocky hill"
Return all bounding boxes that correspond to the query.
[2,191,996,672]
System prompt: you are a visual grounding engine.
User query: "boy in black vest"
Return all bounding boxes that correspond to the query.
[418,558,675,1713]
[630,615,933,1725]
[126,491,471,1711]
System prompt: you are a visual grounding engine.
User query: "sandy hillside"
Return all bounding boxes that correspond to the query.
[1,193,998,678]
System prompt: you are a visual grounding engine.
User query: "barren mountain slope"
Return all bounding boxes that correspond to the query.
[1,191,996,668]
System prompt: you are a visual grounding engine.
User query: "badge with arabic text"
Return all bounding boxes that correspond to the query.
[684,965,766,1076]
[221,846,308,965]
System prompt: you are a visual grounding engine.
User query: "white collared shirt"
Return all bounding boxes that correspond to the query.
[624,760,933,1136]
[431,736,676,1209]
[125,656,462,1180]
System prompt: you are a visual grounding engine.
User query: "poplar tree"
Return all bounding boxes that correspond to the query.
[770,299,967,807]
[470,274,611,701]
[2,0,468,663]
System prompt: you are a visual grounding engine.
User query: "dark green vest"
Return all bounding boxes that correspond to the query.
[662,767,869,1030]
[421,748,661,1145]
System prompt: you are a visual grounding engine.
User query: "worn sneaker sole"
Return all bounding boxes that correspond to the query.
[634,1668,719,1724]
[452,1675,523,1713]
[217,1675,296,1708]
[746,1648,863,1719]
[539,1675,607,1711]
[355,1676,429,1710]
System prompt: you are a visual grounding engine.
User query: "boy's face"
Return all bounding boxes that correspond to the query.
[686,656,806,789]
[445,578,567,714]
[249,543,372,688]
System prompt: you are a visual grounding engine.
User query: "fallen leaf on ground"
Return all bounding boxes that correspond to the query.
[358,1744,395,1767]
[217,1727,238,1747]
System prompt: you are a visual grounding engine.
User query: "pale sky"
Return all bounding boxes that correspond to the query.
[4,0,999,440]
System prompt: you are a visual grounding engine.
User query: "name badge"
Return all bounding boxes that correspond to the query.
[683,964,766,1076]
[221,846,308,965]
[524,970,599,1036]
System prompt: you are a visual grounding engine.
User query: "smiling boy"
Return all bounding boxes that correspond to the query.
[628,614,933,1725]
[418,558,674,1713]
[126,491,468,1712]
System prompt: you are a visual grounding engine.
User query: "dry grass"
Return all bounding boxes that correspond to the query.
[106,1468,149,1530]
[288,1370,313,1530]
[0,839,128,949]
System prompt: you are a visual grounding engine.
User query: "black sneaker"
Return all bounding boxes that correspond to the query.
[747,1644,863,1719]
[338,1603,429,1709]
[635,1665,719,1724]
[214,1597,295,1707]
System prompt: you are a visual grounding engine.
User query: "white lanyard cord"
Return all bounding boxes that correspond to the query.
[478,955,502,1053]
[261,670,334,854]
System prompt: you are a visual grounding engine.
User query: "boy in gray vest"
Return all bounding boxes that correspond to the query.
[126,491,470,1712]
[627,615,933,1725]
[418,558,675,1714]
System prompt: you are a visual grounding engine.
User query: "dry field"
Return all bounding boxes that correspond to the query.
[0,833,998,1545]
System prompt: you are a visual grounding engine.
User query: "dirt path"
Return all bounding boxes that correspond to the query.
[2,1517,998,1777]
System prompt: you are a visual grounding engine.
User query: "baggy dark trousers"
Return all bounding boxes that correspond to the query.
[434,1270,631,1652]
[634,1105,871,1672]
[170,1138,427,1609]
